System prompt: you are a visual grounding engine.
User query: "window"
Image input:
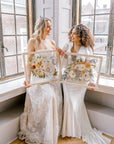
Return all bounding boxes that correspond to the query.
[77,0,114,76]
[0,0,28,80]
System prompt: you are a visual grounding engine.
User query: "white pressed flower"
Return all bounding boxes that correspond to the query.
[75,64,80,70]
[44,63,55,76]
[79,64,85,71]
[42,58,48,65]
[69,71,76,78]
[83,72,90,82]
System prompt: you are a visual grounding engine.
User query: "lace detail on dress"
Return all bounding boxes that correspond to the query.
[82,128,111,144]
[18,82,62,144]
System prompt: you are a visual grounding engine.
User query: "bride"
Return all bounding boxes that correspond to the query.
[61,24,111,144]
[18,17,62,144]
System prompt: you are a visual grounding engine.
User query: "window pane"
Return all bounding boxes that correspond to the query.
[5,56,17,75]
[95,15,109,34]
[113,40,114,54]
[0,54,2,79]
[81,0,94,15]
[92,55,106,73]
[94,36,107,54]
[111,56,114,75]
[17,36,27,54]
[18,55,24,72]
[0,71,1,79]
[3,36,16,56]
[15,0,26,15]
[81,16,94,33]
[100,55,106,73]
[96,0,110,14]
[1,0,14,13]
[2,14,15,35]
[1,0,28,79]
[16,16,27,35]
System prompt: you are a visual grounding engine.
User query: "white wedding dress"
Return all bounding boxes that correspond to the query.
[61,46,111,144]
[18,80,62,144]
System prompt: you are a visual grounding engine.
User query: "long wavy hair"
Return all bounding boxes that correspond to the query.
[68,24,94,52]
[33,17,51,43]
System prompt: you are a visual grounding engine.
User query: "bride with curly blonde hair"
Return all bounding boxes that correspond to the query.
[18,17,62,144]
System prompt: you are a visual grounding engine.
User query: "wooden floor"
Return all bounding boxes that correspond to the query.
[10,134,114,144]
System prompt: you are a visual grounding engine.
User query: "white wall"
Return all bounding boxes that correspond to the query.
[35,0,72,48]
[85,90,114,108]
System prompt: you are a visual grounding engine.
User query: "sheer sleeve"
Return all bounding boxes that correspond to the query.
[62,43,72,67]
[63,43,69,51]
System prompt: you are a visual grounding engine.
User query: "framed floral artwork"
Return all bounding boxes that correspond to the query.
[60,52,103,89]
[23,50,61,86]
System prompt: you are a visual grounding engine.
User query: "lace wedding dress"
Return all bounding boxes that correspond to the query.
[18,81,62,144]
[61,46,111,144]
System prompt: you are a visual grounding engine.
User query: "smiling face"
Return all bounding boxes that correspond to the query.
[71,28,77,42]
[71,28,79,45]
[45,20,52,36]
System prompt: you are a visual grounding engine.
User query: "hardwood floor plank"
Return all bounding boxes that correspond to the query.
[10,134,114,144]
[10,139,22,144]
[19,142,26,144]
[58,137,86,144]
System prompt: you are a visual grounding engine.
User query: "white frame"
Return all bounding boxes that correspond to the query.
[23,50,61,86]
[60,52,103,89]
[23,50,103,89]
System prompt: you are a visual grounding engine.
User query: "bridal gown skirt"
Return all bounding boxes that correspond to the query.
[18,82,62,144]
[62,84,111,144]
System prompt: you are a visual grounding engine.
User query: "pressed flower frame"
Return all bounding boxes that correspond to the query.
[23,50,61,86]
[60,52,103,89]
[23,50,102,89]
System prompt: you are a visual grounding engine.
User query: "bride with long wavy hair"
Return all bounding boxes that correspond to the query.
[18,17,62,144]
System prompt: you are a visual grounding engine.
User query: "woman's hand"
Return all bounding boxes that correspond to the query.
[88,83,96,91]
[56,48,65,56]
[24,81,31,88]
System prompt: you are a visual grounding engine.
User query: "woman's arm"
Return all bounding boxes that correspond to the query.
[50,39,65,55]
[56,48,65,56]
[25,38,35,87]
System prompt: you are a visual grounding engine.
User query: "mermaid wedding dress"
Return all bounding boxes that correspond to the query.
[19,82,62,144]
[18,50,62,144]
[61,45,111,144]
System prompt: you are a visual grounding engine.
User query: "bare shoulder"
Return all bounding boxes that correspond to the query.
[27,38,36,52]
[28,38,36,45]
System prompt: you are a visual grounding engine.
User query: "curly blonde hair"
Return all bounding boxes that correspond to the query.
[69,24,94,52]
[33,17,51,43]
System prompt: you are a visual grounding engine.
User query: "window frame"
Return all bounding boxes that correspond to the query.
[73,0,114,77]
[0,0,34,80]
